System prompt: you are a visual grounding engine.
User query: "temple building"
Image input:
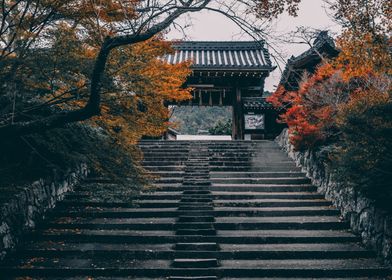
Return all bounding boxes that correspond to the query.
[279,31,340,91]
[164,41,280,140]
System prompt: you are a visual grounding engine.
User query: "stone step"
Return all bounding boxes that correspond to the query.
[15,242,374,260]
[142,171,185,176]
[181,195,213,200]
[29,229,360,244]
[45,216,347,230]
[49,206,340,218]
[1,258,388,277]
[210,167,302,172]
[211,178,311,184]
[142,158,190,162]
[184,168,210,171]
[210,192,324,199]
[72,199,333,208]
[178,203,213,208]
[144,166,186,171]
[66,192,184,201]
[182,181,211,186]
[210,171,307,178]
[214,199,331,207]
[172,259,219,268]
[154,178,184,183]
[178,216,215,223]
[176,229,217,236]
[176,223,216,230]
[143,161,188,166]
[175,243,219,251]
[142,153,188,157]
[183,190,212,195]
[180,198,213,203]
[150,184,183,190]
[178,206,214,211]
[140,149,189,153]
[127,191,324,200]
[140,147,190,151]
[210,184,317,192]
[168,276,217,280]
[182,186,211,191]
[209,157,254,162]
[208,162,296,167]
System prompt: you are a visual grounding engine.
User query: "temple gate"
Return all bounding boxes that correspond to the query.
[165,41,281,140]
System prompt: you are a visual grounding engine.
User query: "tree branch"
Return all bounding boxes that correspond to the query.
[0,0,212,136]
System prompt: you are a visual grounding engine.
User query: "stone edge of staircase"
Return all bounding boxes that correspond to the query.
[277,128,392,266]
[0,164,88,260]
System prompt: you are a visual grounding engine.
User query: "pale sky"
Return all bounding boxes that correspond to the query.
[166,0,341,91]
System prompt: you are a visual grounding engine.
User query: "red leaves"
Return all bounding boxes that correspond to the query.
[269,63,342,150]
[266,85,297,108]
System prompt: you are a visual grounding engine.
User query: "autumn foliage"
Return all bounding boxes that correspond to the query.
[268,37,391,150]
[268,63,343,150]
[96,38,192,146]
[0,0,193,183]
[268,0,392,206]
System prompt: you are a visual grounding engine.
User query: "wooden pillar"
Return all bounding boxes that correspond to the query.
[232,86,243,140]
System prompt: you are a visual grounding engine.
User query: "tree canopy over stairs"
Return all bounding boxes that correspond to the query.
[0,140,390,279]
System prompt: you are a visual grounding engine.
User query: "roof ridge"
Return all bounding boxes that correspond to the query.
[169,40,265,43]
[171,41,266,51]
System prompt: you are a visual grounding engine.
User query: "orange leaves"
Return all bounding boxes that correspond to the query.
[334,31,392,81]
[145,60,192,102]
[337,75,391,126]
[95,37,192,145]
[61,0,138,23]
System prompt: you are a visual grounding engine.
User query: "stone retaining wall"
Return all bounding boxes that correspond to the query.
[0,164,88,259]
[277,129,392,264]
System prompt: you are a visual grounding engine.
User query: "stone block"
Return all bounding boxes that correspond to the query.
[350,212,360,233]
[384,217,392,237]
[382,238,392,261]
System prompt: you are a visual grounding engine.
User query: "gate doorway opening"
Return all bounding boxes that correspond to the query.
[170,106,232,140]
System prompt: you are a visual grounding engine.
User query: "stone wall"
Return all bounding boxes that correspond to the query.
[0,164,88,259]
[277,129,392,264]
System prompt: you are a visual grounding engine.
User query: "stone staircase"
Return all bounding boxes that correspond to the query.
[0,140,390,279]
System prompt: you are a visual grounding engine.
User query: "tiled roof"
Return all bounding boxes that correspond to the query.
[163,41,273,71]
[279,31,339,90]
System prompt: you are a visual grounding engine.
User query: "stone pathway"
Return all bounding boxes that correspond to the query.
[0,140,390,279]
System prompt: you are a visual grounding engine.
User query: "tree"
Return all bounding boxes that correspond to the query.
[0,0,210,136]
[0,0,305,136]
[209,119,232,135]
[266,0,392,207]
[253,0,301,18]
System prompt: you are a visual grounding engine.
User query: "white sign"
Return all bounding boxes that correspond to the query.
[245,114,265,130]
